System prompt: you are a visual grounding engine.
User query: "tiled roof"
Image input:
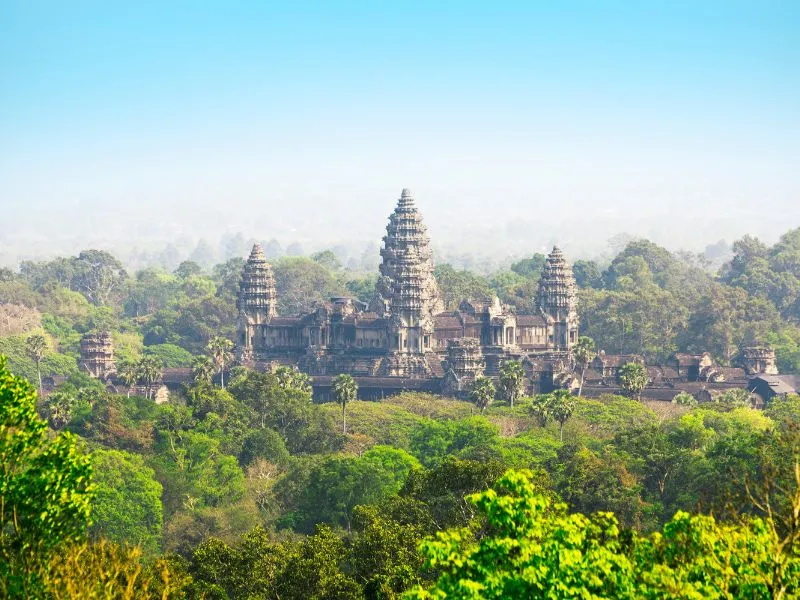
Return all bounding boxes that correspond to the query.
[516,315,546,327]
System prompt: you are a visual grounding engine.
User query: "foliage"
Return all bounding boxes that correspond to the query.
[672,391,699,408]
[144,343,195,368]
[498,360,524,407]
[333,373,358,433]
[619,361,648,400]
[91,449,164,555]
[572,336,596,396]
[408,469,800,599]
[207,336,234,388]
[470,377,495,413]
[0,357,95,593]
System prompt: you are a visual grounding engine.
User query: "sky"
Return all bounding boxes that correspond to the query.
[1,1,799,267]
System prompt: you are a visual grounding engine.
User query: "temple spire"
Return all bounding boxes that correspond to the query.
[237,243,278,319]
[536,246,579,350]
[371,189,443,323]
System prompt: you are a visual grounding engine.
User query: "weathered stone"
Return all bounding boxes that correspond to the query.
[536,246,579,350]
[79,331,116,379]
[742,346,779,375]
[236,243,278,361]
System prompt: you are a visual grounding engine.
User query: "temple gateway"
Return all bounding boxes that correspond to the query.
[235,189,580,399]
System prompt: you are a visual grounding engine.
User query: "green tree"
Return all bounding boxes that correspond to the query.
[24,334,47,394]
[44,390,76,430]
[117,360,138,397]
[0,357,94,593]
[498,360,524,408]
[619,361,648,401]
[275,365,312,395]
[174,260,203,279]
[470,377,495,414]
[207,336,234,388]
[547,389,576,442]
[572,336,595,397]
[296,455,397,531]
[529,394,552,427]
[71,249,127,306]
[333,373,358,434]
[407,469,800,599]
[91,449,164,555]
[191,355,215,385]
[136,356,163,399]
[672,391,698,408]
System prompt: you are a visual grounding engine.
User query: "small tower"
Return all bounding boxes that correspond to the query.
[442,338,485,396]
[742,346,779,376]
[536,246,579,351]
[371,189,444,355]
[79,331,116,379]
[236,243,278,361]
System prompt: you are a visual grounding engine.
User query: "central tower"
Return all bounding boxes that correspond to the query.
[536,246,579,351]
[371,189,443,361]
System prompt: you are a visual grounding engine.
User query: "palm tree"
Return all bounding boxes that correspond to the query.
[207,337,234,388]
[117,361,139,397]
[136,356,163,400]
[332,373,358,434]
[45,390,75,430]
[275,366,312,395]
[25,333,47,394]
[619,362,648,401]
[547,389,576,442]
[498,360,524,408]
[572,336,596,397]
[191,355,215,385]
[529,394,552,427]
[470,377,496,414]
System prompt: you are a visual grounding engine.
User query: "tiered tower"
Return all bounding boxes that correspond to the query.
[371,189,443,352]
[536,246,579,351]
[236,243,278,360]
[442,338,485,396]
[79,331,116,379]
[370,190,443,377]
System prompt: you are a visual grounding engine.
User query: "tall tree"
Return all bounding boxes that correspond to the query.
[619,362,648,401]
[470,377,495,414]
[206,336,234,388]
[24,333,47,394]
[191,355,215,385]
[44,390,76,431]
[547,389,576,442]
[572,336,596,397]
[498,360,524,408]
[332,374,357,434]
[136,357,162,400]
[117,361,139,397]
[529,394,552,428]
[71,249,127,306]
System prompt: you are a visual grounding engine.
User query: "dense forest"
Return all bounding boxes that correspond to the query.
[1,229,800,598]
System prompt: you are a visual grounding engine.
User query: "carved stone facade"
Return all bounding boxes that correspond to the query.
[536,246,579,350]
[236,243,278,362]
[79,331,116,379]
[742,346,779,376]
[235,189,580,390]
[442,338,485,396]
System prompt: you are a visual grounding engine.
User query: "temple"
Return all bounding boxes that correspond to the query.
[236,189,580,398]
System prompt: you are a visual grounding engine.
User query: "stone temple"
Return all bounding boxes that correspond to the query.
[236,189,579,398]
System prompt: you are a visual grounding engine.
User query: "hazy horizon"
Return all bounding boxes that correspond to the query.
[2,1,798,269]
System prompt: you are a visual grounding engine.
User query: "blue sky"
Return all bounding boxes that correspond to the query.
[1,1,798,261]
